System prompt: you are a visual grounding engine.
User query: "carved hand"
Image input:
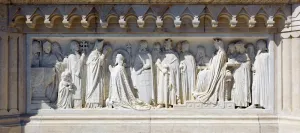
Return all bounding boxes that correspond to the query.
[162,68,168,74]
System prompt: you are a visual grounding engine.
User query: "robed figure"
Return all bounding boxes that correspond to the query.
[132,40,154,104]
[63,41,85,108]
[156,39,180,108]
[85,40,109,108]
[106,54,151,110]
[248,40,269,109]
[193,39,227,104]
[179,41,196,103]
[57,70,74,109]
[231,42,252,108]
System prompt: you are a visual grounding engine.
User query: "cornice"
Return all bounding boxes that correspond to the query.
[0,0,296,5]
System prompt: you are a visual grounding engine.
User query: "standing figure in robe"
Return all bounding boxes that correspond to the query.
[192,38,227,104]
[151,42,162,105]
[156,38,180,108]
[85,40,109,108]
[179,40,196,103]
[106,54,151,110]
[132,40,154,104]
[31,40,42,67]
[248,40,269,109]
[231,42,251,108]
[57,70,74,109]
[64,40,86,108]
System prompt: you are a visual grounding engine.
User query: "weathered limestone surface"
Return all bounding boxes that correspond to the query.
[0,2,300,133]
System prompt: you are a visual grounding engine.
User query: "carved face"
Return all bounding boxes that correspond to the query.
[116,54,124,65]
[153,43,161,52]
[182,42,189,52]
[61,71,72,83]
[246,44,255,54]
[139,41,148,52]
[43,41,52,54]
[213,38,223,50]
[235,42,246,53]
[32,41,42,54]
[257,41,267,51]
[228,44,236,54]
[164,39,172,50]
[71,41,80,52]
[197,47,206,57]
[95,40,104,51]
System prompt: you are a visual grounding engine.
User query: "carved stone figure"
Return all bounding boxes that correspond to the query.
[156,39,180,108]
[246,43,256,64]
[132,40,154,104]
[106,54,151,110]
[63,40,86,108]
[231,41,251,108]
[31,40,42,67]
[85,40,109,108]
[52,42,64,61]
[248,40,269,109]
[151,42,162,105]
[40,41,60,67]
[57,70,74,109]
[195,46,209,66]
[179,40,196,103]
[193,38,227,104]
[227,43,237,63]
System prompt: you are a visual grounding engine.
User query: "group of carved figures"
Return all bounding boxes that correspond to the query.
[31,38,269,110]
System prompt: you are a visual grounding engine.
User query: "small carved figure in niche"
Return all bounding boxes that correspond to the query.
[106,54,151,110]
[193,38,227,104]
[151,42,162,105]
[156,39,180,108]
[179,40,196,103]
[40,41,60,67]
[63,40,86,108]
[85,40,110,108]
[195,46,209,66]
[31,40,42,67]
[57,70,74,109]
[132,40,154,104]
[52,42,64,61]
[231,41,252,108]
[248,40,269,109]
[227,43,237,64]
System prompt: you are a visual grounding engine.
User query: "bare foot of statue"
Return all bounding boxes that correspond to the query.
[156,104,164,109]
[247,105,257,109]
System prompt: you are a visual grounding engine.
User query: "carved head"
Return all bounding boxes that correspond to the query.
[164,38,173,50]
[116,54,124,66]
[197,46,206,57]
[70,40,80,52]
[139,40,148,52]
[246,43,255,55]
[95,39,104,51]
[181,40,190,52]
[256,39,267,51]
[213,38,224,50]
[61,69,72,83]
[235,41,246,54]
[52,42,62,53]
[43,41,52,54]
[32,40,42,54]
[153,42,161,52]
[227,43,236,55]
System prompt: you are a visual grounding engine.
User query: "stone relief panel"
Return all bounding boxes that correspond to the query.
[27,36,271,111]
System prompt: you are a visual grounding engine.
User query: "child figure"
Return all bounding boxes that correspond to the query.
[57,70,74,109]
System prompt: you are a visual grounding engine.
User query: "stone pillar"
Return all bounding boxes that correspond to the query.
[281,36,292,112]
[291,36,300,112]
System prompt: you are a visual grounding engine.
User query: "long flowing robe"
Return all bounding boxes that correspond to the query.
[193,49,227,104]
[252,51,269,108]
[180,52,196,103]
[132,52,154,104]
[57,81,73,109]
[156,51,180,105]
[232,54,251,107]
[66,53,84,108]
[107,65,150,110]
[85,50,105,108]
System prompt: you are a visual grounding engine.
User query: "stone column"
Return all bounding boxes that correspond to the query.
[291,36,300,112]
[281,35,292,113]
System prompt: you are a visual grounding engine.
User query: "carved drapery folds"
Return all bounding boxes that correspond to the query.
[29,38,270,110]
[9,5,290,30]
